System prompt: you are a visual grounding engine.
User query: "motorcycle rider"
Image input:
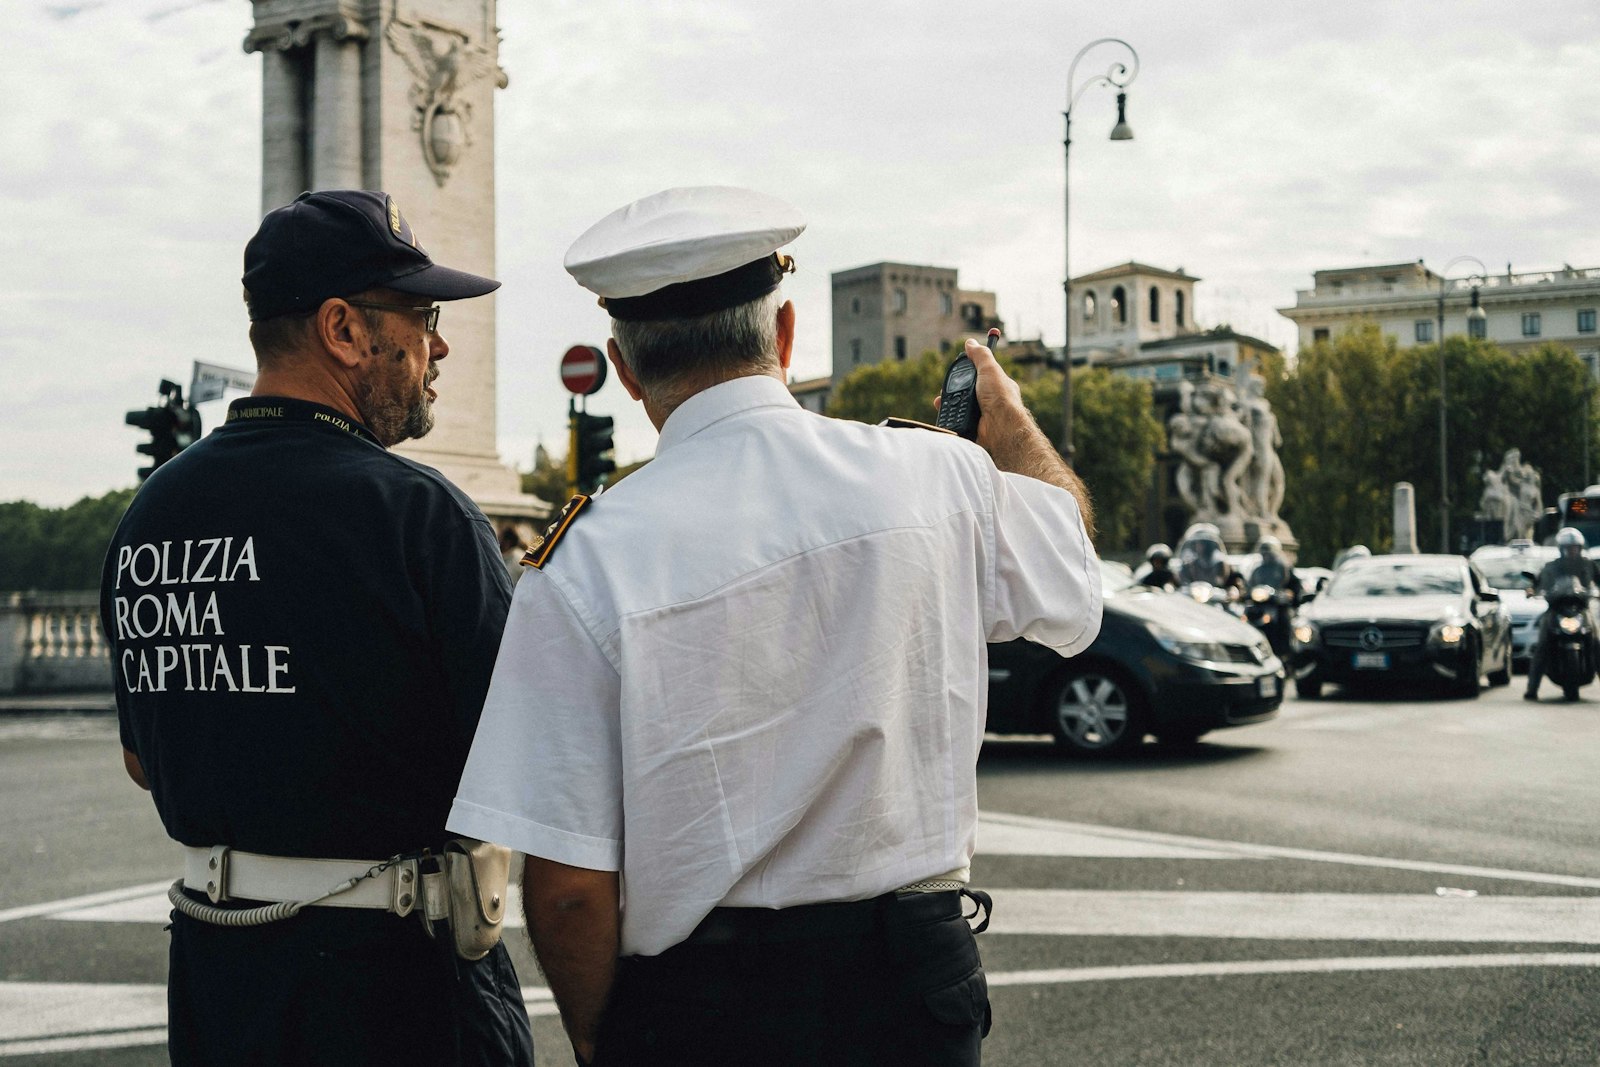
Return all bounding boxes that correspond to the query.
[1176,523,1240,591]
[1140,544,1179,591]
[1247,535,1304,604]
[1525,527,1600,701]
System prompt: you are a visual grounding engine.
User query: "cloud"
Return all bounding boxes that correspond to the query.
[5,0,1599,505]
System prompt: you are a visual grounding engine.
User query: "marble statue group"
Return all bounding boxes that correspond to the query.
[1167,374,1293,547]
[1478,448,1544,542]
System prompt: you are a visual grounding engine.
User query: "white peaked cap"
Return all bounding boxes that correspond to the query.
[564,186,807,303]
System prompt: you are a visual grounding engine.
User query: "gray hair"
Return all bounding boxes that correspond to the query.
[610,289,782,407]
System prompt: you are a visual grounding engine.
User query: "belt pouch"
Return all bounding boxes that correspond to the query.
[442,838,513,960]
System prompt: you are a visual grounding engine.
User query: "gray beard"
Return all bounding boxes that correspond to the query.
[358,378,434,448]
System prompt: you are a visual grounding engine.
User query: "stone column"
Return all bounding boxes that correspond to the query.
[310,31,363,190]
[1394,482,1420,553]
[260,47,307,211]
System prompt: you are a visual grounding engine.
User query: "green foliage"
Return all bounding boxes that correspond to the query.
[828,354,1164,552]
[0,488,137,592]
[826,352,947,426]
[520,447,570,503]
[1268,324,1600,565]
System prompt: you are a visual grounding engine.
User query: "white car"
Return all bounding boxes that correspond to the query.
[1470,542,1558,669]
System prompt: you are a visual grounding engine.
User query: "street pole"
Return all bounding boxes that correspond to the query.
[1061,39,1138,465]
[1434,255,1488,553]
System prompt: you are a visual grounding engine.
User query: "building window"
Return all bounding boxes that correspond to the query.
[1522,312,1541,337]
[894,336,907,361]
[1082,291,1097,325]
[850,296,861,315]
[850,339,861,363]
[1414,320,1433,343]
[1111,286,1127,325]
[940,291,953,316]
[892,288,907,314]
[1579,309,1597,334]
[1175,290,1185,328]
[1468,317,1487,340]
[1313,328,1330,344]
[1149,286,1160,324]
[940,339,952,354]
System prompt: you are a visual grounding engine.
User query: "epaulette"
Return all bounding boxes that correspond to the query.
[881,416,958,435]
[520,494,591,570]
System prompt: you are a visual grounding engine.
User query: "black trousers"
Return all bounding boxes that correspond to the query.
[593,891,990,1066]
[167,899,534,1066]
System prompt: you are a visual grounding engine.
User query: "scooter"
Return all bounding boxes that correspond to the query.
[1539,579,1596,702]
[1243,584,1294,657]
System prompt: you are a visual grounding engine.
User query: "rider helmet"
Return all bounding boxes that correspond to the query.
[1147,543,1172,564]
[1257,535,1282,556]
[1555,526,1586,562]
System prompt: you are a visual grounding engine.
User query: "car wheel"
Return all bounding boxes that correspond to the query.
[1451,640,1482,699]
[1487,645,1511,687]
[1047,664,1145,758]
[1294,677,1322,699]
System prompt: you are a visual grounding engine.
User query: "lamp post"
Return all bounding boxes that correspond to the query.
[1061,38,1139,464]
[1435,255,1489,552]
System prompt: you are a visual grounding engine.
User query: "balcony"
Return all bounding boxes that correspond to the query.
[0,592,113,695]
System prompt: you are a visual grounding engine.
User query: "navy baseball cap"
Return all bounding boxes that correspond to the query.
[242,189,500,321]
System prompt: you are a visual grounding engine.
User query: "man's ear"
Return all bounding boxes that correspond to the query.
[315,298,367,369]
[776,300,795,371]
[607,339,644,401]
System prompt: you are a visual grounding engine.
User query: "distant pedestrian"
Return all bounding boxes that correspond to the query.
[448,186,1103,1066]
[499,525,526,582]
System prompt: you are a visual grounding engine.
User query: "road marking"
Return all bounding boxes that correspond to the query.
[977,811,1260,859]
[992,890,1600,943]
[987,952,1600,987]
[8,954,1600,1056]
[0,881,171,925]
[980,811,1600,890]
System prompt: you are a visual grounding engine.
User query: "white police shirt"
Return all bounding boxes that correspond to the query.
[447,374,1100,957]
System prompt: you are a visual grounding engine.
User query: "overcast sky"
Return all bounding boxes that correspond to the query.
[5,0,1599,506]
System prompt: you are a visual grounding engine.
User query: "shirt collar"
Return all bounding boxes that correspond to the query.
[655,374,801,455]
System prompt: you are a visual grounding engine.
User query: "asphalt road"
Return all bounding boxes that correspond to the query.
[2,681,1598,1065]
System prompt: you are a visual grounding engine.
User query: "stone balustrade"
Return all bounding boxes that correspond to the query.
[0,592,113,694]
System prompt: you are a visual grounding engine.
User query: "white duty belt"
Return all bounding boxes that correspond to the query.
[181,845,432,918]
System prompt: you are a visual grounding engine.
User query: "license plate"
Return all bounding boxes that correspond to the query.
[1258,675,1279,698]
[1353,652,1390,669]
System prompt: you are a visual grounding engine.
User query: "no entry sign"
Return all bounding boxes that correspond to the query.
[560,345,607,396]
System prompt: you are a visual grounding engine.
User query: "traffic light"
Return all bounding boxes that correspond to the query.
[573,411,616,494]
[125,379,201,482]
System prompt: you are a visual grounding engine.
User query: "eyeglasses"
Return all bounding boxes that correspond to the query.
[344,300,441,333]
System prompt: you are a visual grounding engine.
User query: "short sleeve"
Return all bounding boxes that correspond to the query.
[984,469,1103,655]
[446,568,623,872]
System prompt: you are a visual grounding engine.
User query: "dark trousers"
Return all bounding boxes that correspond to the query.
[167,899,534,1066]
[593,891,990,1067]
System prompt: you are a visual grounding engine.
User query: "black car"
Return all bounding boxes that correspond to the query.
[1288,553,1513,699]
[987,561,1284,757]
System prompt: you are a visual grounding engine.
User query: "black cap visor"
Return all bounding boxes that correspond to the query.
[385,262,501,302]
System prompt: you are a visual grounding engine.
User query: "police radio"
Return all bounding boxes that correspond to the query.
[935,328,998,440]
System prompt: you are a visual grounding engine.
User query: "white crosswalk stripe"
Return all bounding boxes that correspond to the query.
[4,810,1598,1056]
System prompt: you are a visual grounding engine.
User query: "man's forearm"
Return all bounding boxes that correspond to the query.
[523,859,620,1062]
[983,405,1096,540]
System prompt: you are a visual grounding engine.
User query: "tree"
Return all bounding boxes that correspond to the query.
[1267,323,1599,564]
[0,488,137,592]
[828,354,1164,551]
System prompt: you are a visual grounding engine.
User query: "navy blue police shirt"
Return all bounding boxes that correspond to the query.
[99,396,513,860]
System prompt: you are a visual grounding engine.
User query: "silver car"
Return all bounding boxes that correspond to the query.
[1470,542,1557,669]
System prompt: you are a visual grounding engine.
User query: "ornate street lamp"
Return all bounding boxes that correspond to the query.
[1061,38,1139,464]
[1435,255,1489,551]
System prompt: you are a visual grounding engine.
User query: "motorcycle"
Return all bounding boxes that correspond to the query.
[1539,575,1596,701]
[1243,584,1294,657]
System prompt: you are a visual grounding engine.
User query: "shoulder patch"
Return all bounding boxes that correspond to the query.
[881,416,958,435]
[521,494,592,570]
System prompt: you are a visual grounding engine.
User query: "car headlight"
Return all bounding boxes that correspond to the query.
[1154,629,1229,663]
[1559,615,1583,634]
[1432,622,1465,645]
[1292,621,1317,645]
